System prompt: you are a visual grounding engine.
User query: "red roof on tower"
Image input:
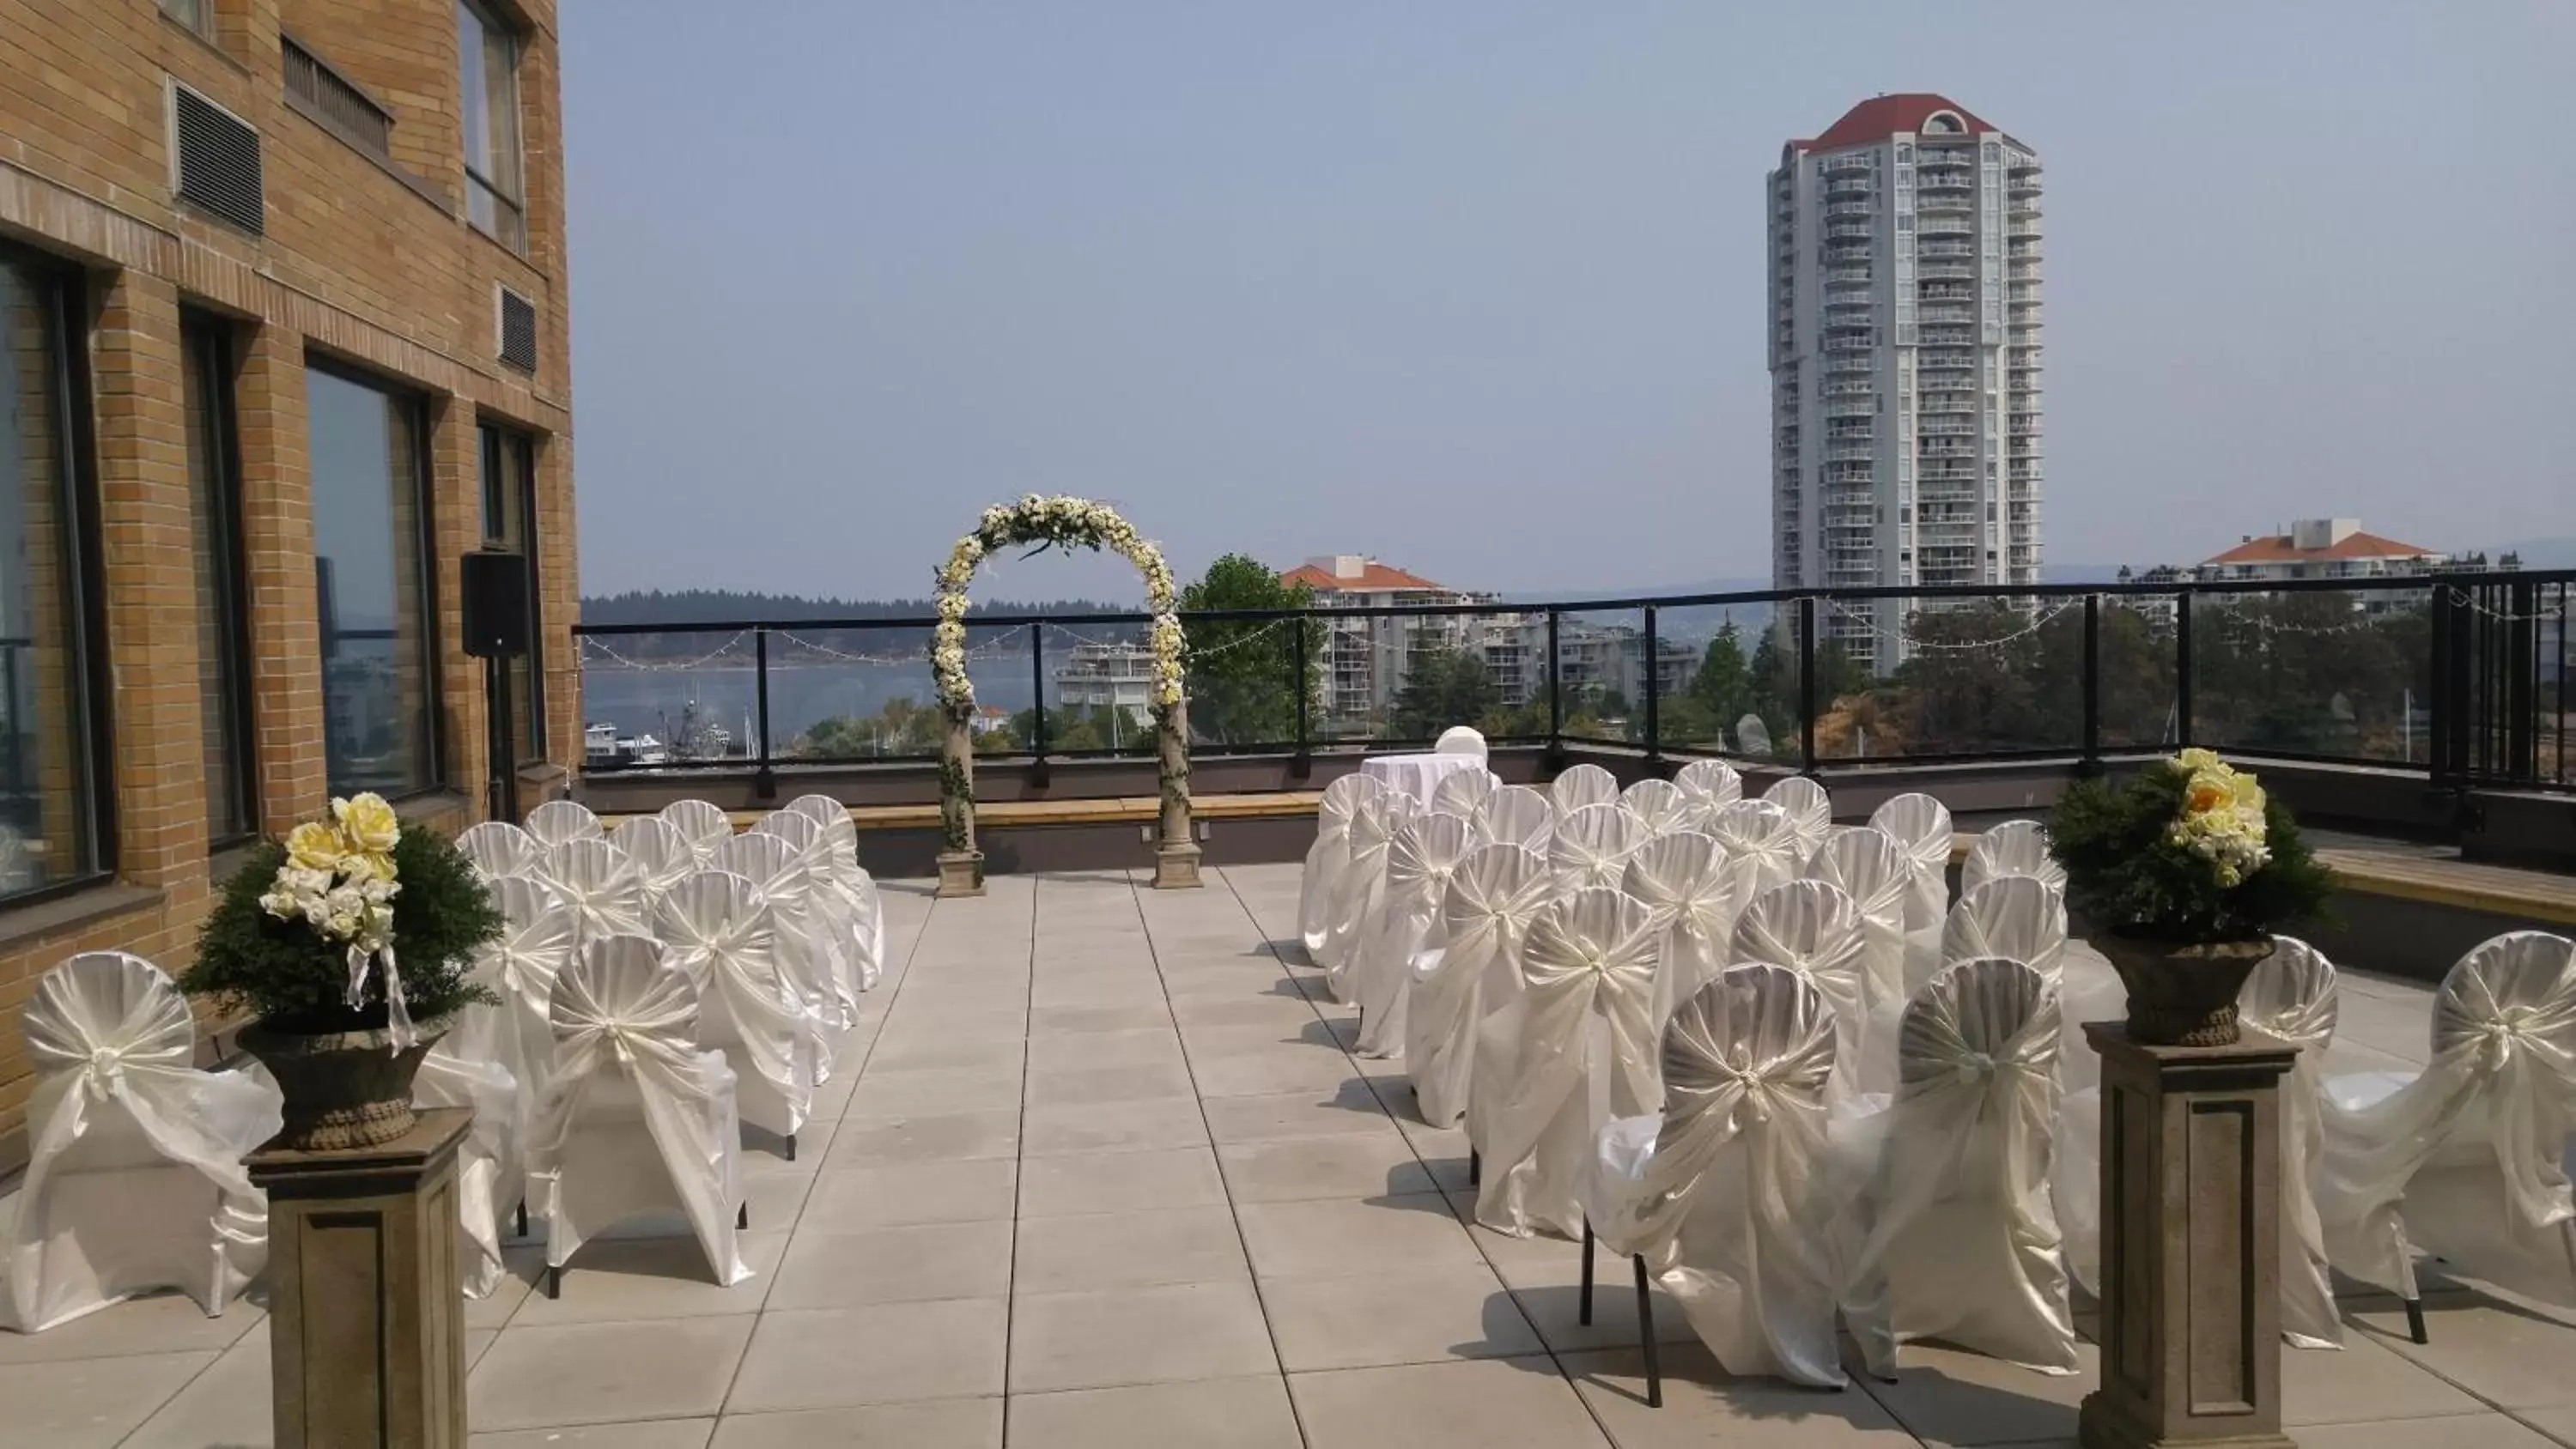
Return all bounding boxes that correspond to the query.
[2202,530,2437,566]
[1279,561,1443,592]
[1800,94,1997,151]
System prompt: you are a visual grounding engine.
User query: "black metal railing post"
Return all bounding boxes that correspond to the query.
[1641,605,1661,761]
[2173,591,2194,749]
[2081,592,2101,772]
[1029,625,1050,788]
[1291,612,1312,779]
[2428,585,2458,785]
[1797,597,1818,773]
[753,626,776,799]
[1545,609,1564,769]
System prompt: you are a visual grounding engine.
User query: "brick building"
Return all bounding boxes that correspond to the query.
[0,0,575,1166]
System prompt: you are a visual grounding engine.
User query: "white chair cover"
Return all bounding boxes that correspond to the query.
[1300,773,1388,964]
[1708,798,1800,899]
[2319,931,2576,1307]
[1962,819,2066,896]
[1408,844,1549,1128]
[1941,876,2069,989]
[1804,825,1912,1022]
[528,937,750,1285]
[1731,881,1873,1107]
[787,794,883,991]
[1835,956,2078,1377]
[1436,725,1490,761]
[1475,785,1554,852]
[1430,767,1498,818]
[657,870,814,1143]
[753,812,859,1030]
[1870,792,1956,995]
[525,797,604,849]
[611,815,696,902]
[712,831,850,1077]
[543,838,650,949]
[1549,763,1618,815]
[1764,776,1833,858]
[1353,812,1474,1058]
[458,820,542,882]
[412,1043,519,1300]
[4,953,280,1332]
[1619,779,1690,836]
[1473,888,1662,1240]
[1621,832,1754,1027]
[1551,803,1646,895]
[1322,793,1412,1001]
[659,798,734,865]
[1589,964,1845,1387]
[1673,758,1742,828]
[468,875,577,1130]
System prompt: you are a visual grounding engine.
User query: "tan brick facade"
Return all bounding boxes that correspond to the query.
[0,0,575,1164]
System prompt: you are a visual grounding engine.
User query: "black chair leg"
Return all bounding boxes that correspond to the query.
[1579,1218,1595,1326]
[1467,1149,1480,1186]
[2405,1296,2427,1344]
[1635,1254,1662,1409]
[544,1264,562,1300]
[738,1201,750,1231]
[784,1132,797,1164]
[514,1200,527,1239]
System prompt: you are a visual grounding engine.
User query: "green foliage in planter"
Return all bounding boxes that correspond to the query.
[2050,761,2336,946]
[182,829,501,1032]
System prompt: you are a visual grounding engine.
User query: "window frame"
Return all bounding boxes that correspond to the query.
[0,241,117,910]
[304,353,444,800]
[477,420,545,761]
[181,312,259,849]
[160,0,216,41]
[456,0,527,252]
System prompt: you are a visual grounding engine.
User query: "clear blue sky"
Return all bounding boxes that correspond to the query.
[563,1,2574,602]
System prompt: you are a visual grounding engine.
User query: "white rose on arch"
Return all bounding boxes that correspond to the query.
[928,497,1186,724]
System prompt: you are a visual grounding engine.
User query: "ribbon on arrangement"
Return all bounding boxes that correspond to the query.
[344,943,417,1052]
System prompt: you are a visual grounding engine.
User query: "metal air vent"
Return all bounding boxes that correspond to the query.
[171,83,264,234]
[496,287,538,372]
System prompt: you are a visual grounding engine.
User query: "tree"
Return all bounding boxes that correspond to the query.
[1690,623,1754,728]
[1388,646,1500,742]
[1177,554,1321,746]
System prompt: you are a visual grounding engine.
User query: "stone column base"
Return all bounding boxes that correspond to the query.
[2077,1399,2296,1449]
[935,850,986,898]
[1152,842,1203,889]
[250,1107,473,1449]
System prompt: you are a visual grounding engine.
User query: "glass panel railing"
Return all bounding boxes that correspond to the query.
[576,627,763,771]
[2190,585,2433,766]
[770,620,945,763]
[1036,618,1157,759]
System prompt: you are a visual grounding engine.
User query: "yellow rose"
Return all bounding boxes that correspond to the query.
[2228,770,2266,815]
[284,821,345,873]
[342,849,398,885]
[332,793,401,856]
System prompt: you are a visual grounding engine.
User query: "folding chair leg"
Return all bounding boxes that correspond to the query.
[738,1201,750,1231]
[2404,1297,2427,1344]
[514,1200,527,1240]
[1468,1149,1480,1186]
[1634,1254,1662,1409]
[785,1132,797,1164]
[544,1265,562,1300]
[1579,1219,1595,1326]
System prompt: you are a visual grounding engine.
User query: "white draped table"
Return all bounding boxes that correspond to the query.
[1363,752,1483,804]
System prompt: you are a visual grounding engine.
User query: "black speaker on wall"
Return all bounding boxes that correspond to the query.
[460,549,531,658]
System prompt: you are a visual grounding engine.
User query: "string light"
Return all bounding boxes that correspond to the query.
[575,630,750,672]
[2443,586,2569,624]
[1817,596,2082,652]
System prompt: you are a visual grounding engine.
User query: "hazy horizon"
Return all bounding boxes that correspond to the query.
[564,2,2574,604]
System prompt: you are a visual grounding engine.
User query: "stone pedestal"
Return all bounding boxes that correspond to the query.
[1152,841,1203,889]
[2078,1024,2300,1449]
[935,849,986,898]
[249,1107,472,1449]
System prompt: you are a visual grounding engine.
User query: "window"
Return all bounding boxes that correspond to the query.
[0,252,109,903]
[307,363,437,796]
[457,0,525,252]
[161,0,214,38]
[479,422,544,760]
[182,317,256,846]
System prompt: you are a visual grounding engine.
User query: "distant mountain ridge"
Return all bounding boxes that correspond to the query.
[580,589,1129,626]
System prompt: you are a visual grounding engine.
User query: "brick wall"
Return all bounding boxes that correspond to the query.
[0,0,574,1165]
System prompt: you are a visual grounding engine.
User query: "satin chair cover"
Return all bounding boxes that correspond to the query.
[528,936,750,1286]
[1619,779,1690,836]
[1804,825,1912,1024]
[1300,773,1388,965]
[1589,964,1845,1386]
[1673,759,1743,828]
[1764,776,1833,858]
[655,870,815,1144]
[1322,793,1412,1002]
[752,812,860,1030]
[1961,819,2065,895]
[658,798,734,865]
[1834,956,2078,1377]
[459,820,542,882]
[611,815,696,903]
[1708,799,1801,900]
[1552,803,1645,895]
[1437,725,1490,761]
[1941,876,2069,989]
[1353,812,1473,1058]
[412,1044,519,1300]
[1430,766,1498,818]
[2319,931,2576,1307]
[1549,763,1618,815]
[1869,792,1954,997]
[4,953,280,1332]
[543,838,650,949]
[525,797,604,850]
[1731,880,1874,1108]
[1475,785,1554,852]
[1473,888,1662,1240]
[712,831,851,1078]
[1408,844,1549,1128]
[1622,832,1754,1027]
[787,795,885,991]
[468,875,577,1130]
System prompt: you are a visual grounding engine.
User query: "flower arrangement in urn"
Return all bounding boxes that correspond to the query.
[181,795,501,1149]
[2049,749,2335,1046]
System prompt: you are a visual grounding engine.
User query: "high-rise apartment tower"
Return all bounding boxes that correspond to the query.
[1767,94,2043,669]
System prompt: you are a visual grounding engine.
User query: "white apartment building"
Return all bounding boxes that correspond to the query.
[1281,556,1494,724]
[1053,640,1158,728]
[1769,94,2044,670]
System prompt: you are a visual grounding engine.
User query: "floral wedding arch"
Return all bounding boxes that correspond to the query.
[930,495,1197,893]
